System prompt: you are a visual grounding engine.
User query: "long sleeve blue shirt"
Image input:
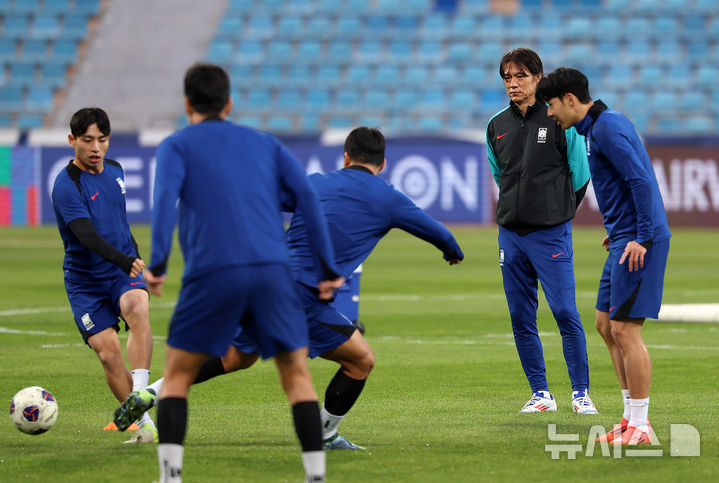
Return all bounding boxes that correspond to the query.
[284,165,464,287]
[150,119,338,283]
[574,101,671,243]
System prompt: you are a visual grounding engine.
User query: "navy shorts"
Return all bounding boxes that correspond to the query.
[64,270,147,345]
[233,282,356,358]
[167,264,309,359]
[596,237,670,320]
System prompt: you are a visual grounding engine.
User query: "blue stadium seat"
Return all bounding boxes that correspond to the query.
[416,116,444,132]
[229,65,253,87]
[276,90,301,109]
[596,40,620,62]
[326,41,352,62]
[25,87,54,113]
[654,40,681,63]
[306,17,332,40]
[326,116,353,129]
[335,17,362,39]
[37,62,66,89]
[42,0,71,14]
[480,89,507,115]
[650,91,677,112]
[687,41,708,61]
[654,16,679,37]
[17,114,44,129]
[566,43,594,63]
[61,15,90,41]
[0,114,12,128]
[276,17,303,39]
[477,16,504,39]
[655,117,681,132]
[389,40,412,61]
[449,89,476,109]
[10,0,40,14]
[683,15,705,40]
[245,89,271,109]
[679,91,705,111]
[335,89,361,107]
[0,86,24,112]
[376,65,400,86]
[0,40,17,63]
[565,18,593,38]
[2,14,30,39]
[228,0,254,11]
[306,89,330,111]
[355,40,383,62]
[477,42,504,66]
[605,65,633,87]
[30,15,62,39]
[74,0,101,16]
[296,40,323,61]
[461,0,489,13]
[345,65,371,84]
[685,116,714,133]
[622,91,648,111]
[366,14,390,35]
[21,39,48,62]
[8,61,35,88]
[419,88,446,109]
[595,16,621,39]
[624,18,652,37]
[403,65,428,85]
[246,15,275,39]
[314,65,340,87]
[624,40,651,61]
[266,116,294,132]
[51,40,78,63]
[447,42,472,62]
[257,64,283,87]
[451,16,475,39]
[286,65,311,88]
[421,15,448,39]
[395,14,419,33]
[638,65,663,87]
[663,64,691,88]
[537,13,562,39]
[394,90,418,109]
[206,41,233,64]
[365,90,389,107]
[264,41,293,63]
[234,115,261,127]
[695,66,719,87]
[508,15,535,41]
[433,65,456,84]
[694,0,718,13]
[461,65,488,86]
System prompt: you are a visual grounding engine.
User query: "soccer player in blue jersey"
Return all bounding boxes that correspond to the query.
[486,48,596,414]
[136,64,343,483]
[537,67,671,444]
[51,107,156,443]
[114,126,464,451]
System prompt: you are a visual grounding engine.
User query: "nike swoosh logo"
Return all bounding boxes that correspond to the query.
[130,282,143,286]
[91,191,99,200]
[496,132,509,139]
[552,252,565,258]
[609,306,616,312]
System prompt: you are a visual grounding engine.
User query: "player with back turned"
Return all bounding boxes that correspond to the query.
[114,127,464,452]
[138,63,343,483]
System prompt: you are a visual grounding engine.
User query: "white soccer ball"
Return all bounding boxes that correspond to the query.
[9,386,58,435]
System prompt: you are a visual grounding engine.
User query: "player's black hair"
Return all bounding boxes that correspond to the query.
[344,127,385,166]
[184,63,230,115]
[499,47,543,78]
[70,107,111,137]
[536,67,593,104]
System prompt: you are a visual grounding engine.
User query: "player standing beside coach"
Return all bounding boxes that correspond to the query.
[485,48,596,414]
[537,67,671,444]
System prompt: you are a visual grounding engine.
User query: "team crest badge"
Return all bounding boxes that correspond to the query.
[537,128,547,143]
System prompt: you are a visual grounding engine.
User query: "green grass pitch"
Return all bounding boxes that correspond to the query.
[1,225,718,482]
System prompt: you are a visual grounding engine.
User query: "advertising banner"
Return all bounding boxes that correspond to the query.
[40,143,489,224]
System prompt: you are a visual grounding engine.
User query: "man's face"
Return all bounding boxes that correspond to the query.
[546,96,575,129]
[502,62,541,106]
[68,123,109,173]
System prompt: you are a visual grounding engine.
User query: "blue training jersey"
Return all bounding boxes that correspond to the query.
[150,119,338,283]
[574,101,671,243]
[52,159,137,280]
[285,166,464,287]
